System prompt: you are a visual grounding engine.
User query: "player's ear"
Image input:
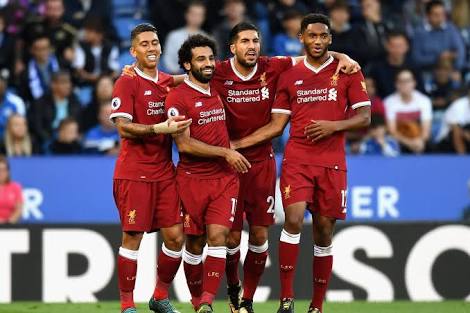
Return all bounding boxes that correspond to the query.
[229,43,236,55]
[183,62,191,72]
[130,46,137,58]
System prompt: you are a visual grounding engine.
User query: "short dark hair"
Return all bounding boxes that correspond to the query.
[394,68,415,82]
[229,22,259,44]
[282,10,303,22]
[330,0,350,13]
[370,114,385,128]
[300,13,331,33]
[386,31,409,43]
[425,0,445,15]
[178,34,217,71]
[83,17,104,33]
[130,23,158,44]
[51,70,71,82]
[186,0,205,12]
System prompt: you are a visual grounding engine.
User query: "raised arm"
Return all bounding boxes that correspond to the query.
[173,127,251,173]
[231,113,290,150]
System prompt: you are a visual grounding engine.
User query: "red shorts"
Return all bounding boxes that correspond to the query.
[176,174,240,235]
[113,179,182,232]
[280,162,347,220]
[232,156,276,231]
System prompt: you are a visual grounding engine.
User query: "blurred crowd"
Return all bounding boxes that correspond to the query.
[1,0,470,157]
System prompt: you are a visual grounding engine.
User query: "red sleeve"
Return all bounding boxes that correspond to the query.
[348,71,371,110]
[272,73,291,115]
[165,90,188,119]
[269,56,295,74]
[110,76,136,121]
[12,182,23,204]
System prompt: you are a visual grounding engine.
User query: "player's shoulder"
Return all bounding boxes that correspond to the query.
[158,70,173,84]
[115,73,138,86]
[279,60,303,80]
[166,81,189,100]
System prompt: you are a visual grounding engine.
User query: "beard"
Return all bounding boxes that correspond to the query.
[191,66,214,83]
[236,53,258,68]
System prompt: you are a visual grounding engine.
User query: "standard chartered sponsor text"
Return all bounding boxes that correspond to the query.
[198,108,226,125]
[147,101,165,115]
[227,88,261,103]
[297,88,328,103]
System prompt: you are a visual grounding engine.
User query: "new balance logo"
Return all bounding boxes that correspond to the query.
[195,101,203,107]
[224,80,233,85]
[144,90,152,96]
[294,80,303,86]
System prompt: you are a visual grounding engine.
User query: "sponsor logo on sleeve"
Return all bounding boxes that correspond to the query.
[167,107,180,118]
[111,97,121,110]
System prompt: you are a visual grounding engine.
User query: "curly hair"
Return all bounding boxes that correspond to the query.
[300,13,331,33]
[178,34,217,72]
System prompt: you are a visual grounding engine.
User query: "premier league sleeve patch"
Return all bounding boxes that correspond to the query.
[167,107,180,118]
[111,97,121,110]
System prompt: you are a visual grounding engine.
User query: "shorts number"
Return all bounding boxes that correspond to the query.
[229,197,237,222]
[266,196,275,214]
[341,189,347,208]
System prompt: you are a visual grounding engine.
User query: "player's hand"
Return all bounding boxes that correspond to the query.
[335,54,361,75]
[224,149,251,173]
[121,64,136,77]
[305,120,338,142]
[153,116,192,134]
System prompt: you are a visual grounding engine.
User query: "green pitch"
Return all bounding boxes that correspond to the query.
[1,301,469,313]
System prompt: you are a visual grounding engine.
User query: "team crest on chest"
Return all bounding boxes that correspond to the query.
[259,72,267,87]
[330,73,339,86]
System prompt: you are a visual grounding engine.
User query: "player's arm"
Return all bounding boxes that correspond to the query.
[386,118,425,153]
[231,113,290,150]
[114,116,192,139]
[293,51,360,74]
[451,124,467,154]
[172,128,251,173]
[305,106,371,142]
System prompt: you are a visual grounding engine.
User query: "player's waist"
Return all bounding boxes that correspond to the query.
[176,160,234,178]
[238,143,273,162]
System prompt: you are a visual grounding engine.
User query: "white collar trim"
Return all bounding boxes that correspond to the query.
[184,79,211,96]
[304,55,334,74]
[230,57,258,81]
[134,67,159,83]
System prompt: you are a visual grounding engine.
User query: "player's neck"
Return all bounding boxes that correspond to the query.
[188,73,210,90]
[305,52,330,68]
[233,58,256,77]
[136,63,157,79]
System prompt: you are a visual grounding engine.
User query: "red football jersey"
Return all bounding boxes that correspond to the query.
[273,56,370,170]
[165,79,233,178]
[212,56,294,161]
[110,68,175,181]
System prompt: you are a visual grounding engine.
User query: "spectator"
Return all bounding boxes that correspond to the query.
[436,88,470,154]
[365,76,385,118]
[272,10,303,57]
[384,69,433,154]
[29,71,81,151]
[329,1,361,62]
[21,0,77,67]
[0,74,26,138]
[64,0,114,34]
[83,102,119,155]
[81,75,114,131]
[161,0,207,74]
[0,156,23,224]
[0,11,17,84]
[20,35,60,102]
[49,117,82,154]
[368,32,421,98]
[355,0,397,66]
[1,114,35,157]
[213,0,249,60]
[360,114,400,156]
[72,18,119,86]
[411,0,466,74]
[269,0,308,36]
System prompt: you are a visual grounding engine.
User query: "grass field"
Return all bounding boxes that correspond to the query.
[1,301,469,313]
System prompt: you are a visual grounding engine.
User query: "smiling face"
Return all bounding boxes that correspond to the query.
[131,31,161,70]
[184,46,215,84]
[300,23,332,60]
[230,29,260,68]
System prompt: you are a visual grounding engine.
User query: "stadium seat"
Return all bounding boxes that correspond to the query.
[113,17,147,49]
[75,86,93,107]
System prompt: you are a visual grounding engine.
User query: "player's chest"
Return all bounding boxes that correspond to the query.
[134,84,169,120]
[186,96,226,128]
[289,74,347,108]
